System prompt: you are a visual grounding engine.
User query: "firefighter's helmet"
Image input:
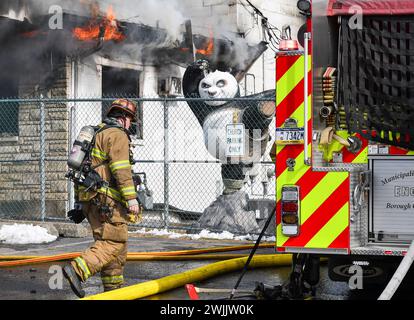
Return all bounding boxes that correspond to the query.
[107,99,137,119]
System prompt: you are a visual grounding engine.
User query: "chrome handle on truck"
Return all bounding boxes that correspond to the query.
[304,32,311,166]
[352,171,371,221]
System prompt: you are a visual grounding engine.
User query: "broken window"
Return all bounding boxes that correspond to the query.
[0,72,19,137]
[158,77,182,96]
[102,66,143,139]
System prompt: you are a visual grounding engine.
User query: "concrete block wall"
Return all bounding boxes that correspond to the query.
[0,59,70,220]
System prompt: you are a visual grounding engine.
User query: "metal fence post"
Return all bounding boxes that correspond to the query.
[163,98,170,230]
[39,94,46,221]
[67,105,75,213]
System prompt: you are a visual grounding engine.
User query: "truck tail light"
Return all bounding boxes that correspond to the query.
[282,202,298,212]
[281,185,300,236]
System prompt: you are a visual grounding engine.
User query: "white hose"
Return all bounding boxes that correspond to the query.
[378,240,414,300]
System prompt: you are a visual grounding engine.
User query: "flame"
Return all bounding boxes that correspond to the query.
[180,30,214,56]
[73,5,125,42]
[196,29,214,56]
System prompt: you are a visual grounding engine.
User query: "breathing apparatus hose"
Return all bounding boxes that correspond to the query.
[229,205,276,300]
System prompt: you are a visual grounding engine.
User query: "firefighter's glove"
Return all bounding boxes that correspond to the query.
[67,203,85,224]
[127,199,143,224]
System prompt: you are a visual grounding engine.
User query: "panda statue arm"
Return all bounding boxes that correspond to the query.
[241,89,275,131]
[182,60,214,126]
[183,60,209,98]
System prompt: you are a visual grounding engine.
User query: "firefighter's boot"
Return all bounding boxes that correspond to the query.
[101,274,125,292]
[63,264,85,298]
[103,283,123,292]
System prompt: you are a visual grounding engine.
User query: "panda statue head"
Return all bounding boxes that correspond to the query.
[198,70,239,106]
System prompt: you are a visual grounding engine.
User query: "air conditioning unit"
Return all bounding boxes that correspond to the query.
[158,77,182,97]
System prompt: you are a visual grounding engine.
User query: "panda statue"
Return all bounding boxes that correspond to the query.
[183,59,275,234]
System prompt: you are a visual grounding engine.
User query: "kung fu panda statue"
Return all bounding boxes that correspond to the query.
[183,59,275,234]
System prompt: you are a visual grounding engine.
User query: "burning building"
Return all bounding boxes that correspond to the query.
[0,0,303,226]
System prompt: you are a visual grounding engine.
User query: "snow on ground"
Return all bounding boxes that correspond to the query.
[0,223,275,245]
[0,224,57,244]
[131,228,276,242]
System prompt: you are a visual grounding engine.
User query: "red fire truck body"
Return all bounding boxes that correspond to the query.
[276,0,414,284]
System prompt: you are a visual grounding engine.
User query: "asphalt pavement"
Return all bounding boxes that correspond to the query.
[1,233,413,301]
[0,234,287,300]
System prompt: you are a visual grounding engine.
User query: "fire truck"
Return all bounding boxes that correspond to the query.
[275,0,414,297]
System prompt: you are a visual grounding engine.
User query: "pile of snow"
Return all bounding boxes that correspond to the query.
[132,228,275,242]
[0,224,57,244]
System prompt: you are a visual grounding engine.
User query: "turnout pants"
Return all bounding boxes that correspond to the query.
[71,194,129,291]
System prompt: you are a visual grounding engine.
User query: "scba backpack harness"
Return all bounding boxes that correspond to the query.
[66,120,134,222]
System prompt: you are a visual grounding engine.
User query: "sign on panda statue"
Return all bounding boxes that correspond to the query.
[183,59,275,234]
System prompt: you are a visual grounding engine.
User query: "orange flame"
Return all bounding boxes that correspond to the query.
[196,30,214,56]
[73,5,125,42]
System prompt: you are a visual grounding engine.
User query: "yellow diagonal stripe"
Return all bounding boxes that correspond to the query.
[325,132,367,164]
[305,202,349,248]
[276,55,311,104]
[275,95,311,156]
[301,172,348,223]
[276,172,349,248]
[352,146,368,163]
[287,94,312,128]
[276,146,311,247]
[276,146,312,202]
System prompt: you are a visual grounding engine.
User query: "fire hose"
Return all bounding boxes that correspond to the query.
[0,243,275,267]
[378,240,414,300]
[0,243,292,300]
[81,254,292,300]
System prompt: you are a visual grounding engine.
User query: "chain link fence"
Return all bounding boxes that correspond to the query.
[0,96,276,236]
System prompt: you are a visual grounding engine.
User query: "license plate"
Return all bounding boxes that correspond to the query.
[276,128,305,145]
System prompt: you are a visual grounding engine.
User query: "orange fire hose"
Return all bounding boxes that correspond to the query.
[0,243,275,267]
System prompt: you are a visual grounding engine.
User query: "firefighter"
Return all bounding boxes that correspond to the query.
[63,99,141,298]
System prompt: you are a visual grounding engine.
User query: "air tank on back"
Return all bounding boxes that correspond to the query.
[68,126,95,170]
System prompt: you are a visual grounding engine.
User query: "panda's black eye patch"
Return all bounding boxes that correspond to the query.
[216,80,226,87]
[201,82,210,89]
